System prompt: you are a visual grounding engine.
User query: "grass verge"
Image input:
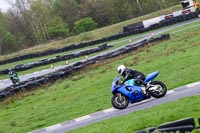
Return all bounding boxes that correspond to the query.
[68,94,200,133]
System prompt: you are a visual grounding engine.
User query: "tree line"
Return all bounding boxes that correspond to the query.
[0,0,180,55]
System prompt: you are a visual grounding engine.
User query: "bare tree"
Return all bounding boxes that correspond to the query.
[162,0,167,8]
[29,0,52,41]
[55,0,79,29]
[156,0,162,9]
[0,34,3,54]
[136,0,144,15]
[9,0,39,44]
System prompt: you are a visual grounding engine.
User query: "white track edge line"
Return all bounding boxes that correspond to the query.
[46,124,61,131]
[103,108,117,113]
[75,115,91,122]
[186,81,200,88]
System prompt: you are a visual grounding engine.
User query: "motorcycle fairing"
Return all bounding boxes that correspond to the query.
[117,85,145,104]
[144,71,159,83]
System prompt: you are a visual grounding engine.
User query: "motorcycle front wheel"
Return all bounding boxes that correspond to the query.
[12,79,17,84]
[111,93,129,109]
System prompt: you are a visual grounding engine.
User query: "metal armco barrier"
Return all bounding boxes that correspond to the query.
[0,34,170,101]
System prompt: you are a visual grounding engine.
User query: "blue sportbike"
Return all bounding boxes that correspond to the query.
[111,71,167,109]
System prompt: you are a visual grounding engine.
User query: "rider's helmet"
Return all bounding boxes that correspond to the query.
[8,68,12,74]
[117,65,126,75]
[8,68,15,75]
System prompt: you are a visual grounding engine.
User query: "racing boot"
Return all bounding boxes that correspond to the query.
[141,86,147,95]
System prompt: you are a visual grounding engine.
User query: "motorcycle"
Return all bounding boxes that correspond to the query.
[9,73,20,85]
[111,71,167,109]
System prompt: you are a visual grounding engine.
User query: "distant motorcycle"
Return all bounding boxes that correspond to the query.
[111,71,167,109]
[9,72,20,85]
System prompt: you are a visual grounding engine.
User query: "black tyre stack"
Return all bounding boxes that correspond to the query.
[133,117,200,133]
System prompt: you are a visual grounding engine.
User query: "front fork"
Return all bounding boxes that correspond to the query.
[116,93,122,100]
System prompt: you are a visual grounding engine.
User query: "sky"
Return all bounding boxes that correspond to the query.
[0,0,15,12]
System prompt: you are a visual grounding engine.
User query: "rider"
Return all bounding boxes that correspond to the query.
[194,0,199,11]
[8,68,18,80]
[117,65,147,91]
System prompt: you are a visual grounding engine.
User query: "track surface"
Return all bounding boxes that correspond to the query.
[30,81,200,133]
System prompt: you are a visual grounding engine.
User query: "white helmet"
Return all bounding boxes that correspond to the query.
[117,65,126,75]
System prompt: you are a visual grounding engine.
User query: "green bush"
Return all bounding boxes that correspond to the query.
[48,17,70,39]
[73,17,98,34]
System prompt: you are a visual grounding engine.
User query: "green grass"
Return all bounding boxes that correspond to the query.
[0,18,200,133]
[69,95,200,133]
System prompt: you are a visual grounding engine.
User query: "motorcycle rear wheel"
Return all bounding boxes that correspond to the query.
[149,81,167,98]
[111,93,129,109]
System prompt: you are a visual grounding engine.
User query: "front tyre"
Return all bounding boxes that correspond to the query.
[149,81,167,98]
[111,93,129,109]
[12,79,17,84]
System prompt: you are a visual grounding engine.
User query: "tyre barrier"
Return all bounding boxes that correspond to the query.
[157,125,194,132]
[0,35,113,65]
[0,23,158,66]
[133,117,200,133]
[123,10,200,34]
[157,117,195,129]
[134,127,156,133]
[0,44,112,75]
[199,117,200,125]
[123,22,144,33]
[0,34,170,101]
[196,117,200,129]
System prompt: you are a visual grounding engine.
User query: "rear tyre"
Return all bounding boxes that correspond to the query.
[111,93,129,109]
[149,81,167,98]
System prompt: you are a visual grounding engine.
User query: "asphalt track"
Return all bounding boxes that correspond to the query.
[30,81,200,133]
[0,18,200,90]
